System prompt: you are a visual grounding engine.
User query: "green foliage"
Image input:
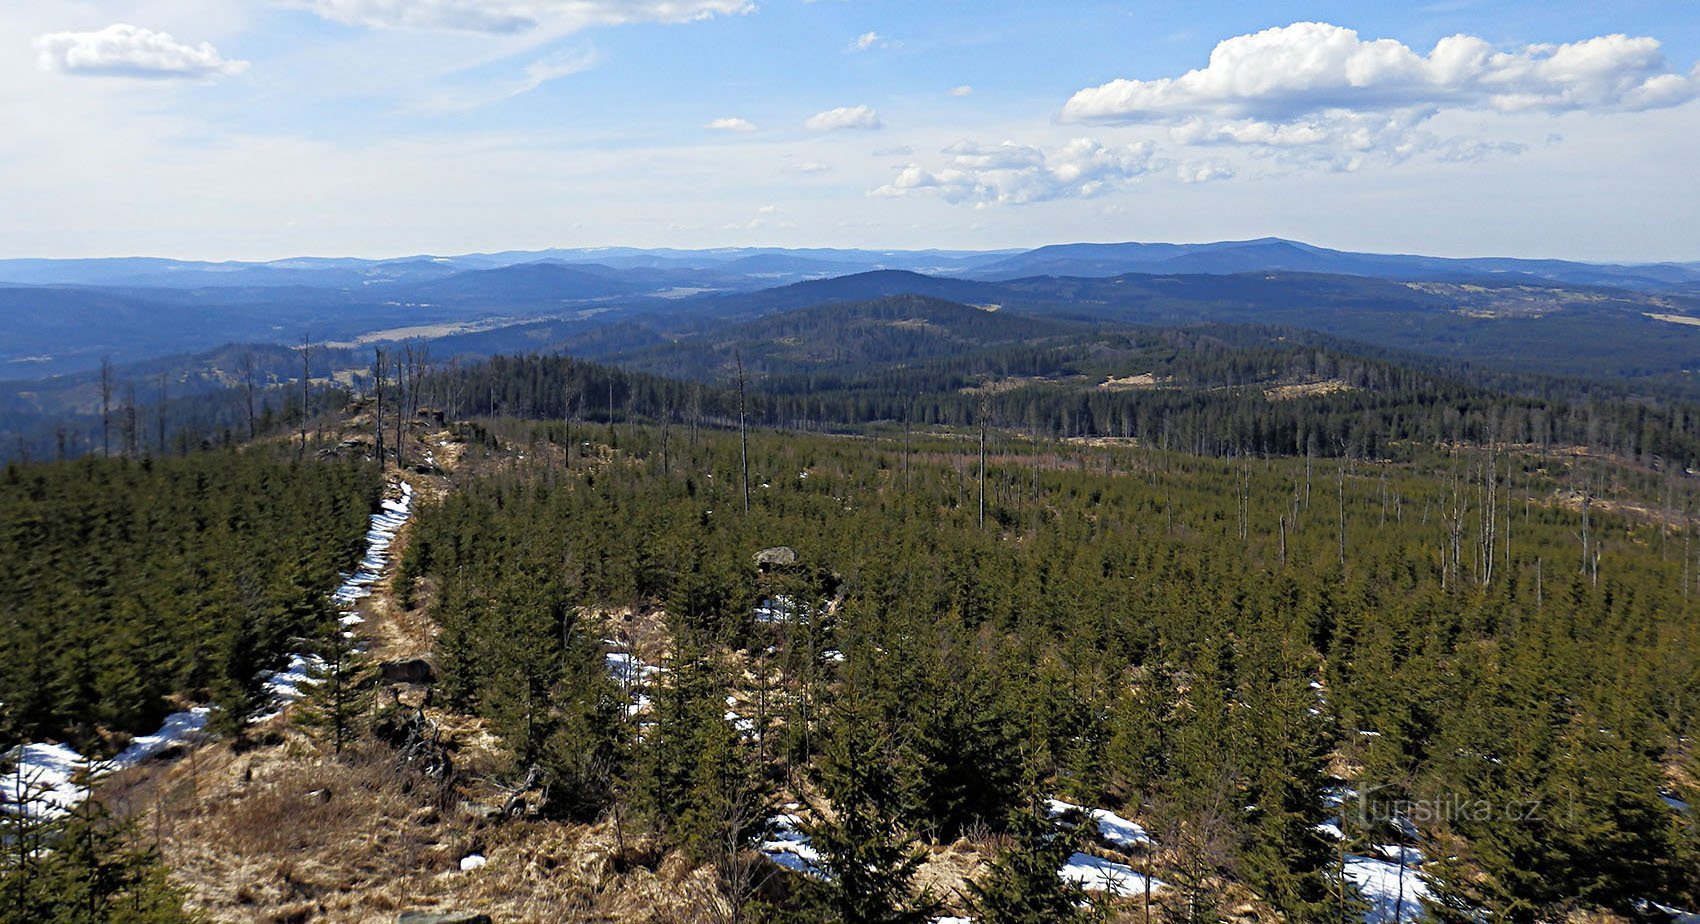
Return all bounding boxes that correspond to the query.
[404,416,1700,920]
[0,453,380,750]
[801,692,936,924]
[0,794,194,924]
[293,628,379,755]
[969,795,1090,924]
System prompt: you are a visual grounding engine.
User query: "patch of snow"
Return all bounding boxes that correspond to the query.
[1643,901,1700,924]
[2,743,90,819]
[760,812,824,878]
[5,707,210,819]
[1346,853,1429,924]
[1047,798,1151,849]
[1059,852,1162,896]
[262,653,327,705]
[113,707,208,766]
[604,652,660,685]
[459,853,487,871]
[753,595,800,624]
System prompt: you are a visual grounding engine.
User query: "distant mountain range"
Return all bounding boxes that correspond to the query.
[4,238,1696,292]
[4,237,1700,399]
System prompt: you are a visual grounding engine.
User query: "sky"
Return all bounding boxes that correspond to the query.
[4,1,1700,262]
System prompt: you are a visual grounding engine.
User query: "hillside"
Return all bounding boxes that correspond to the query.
[6,386,1698,922]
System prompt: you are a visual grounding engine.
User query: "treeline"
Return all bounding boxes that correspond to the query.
[0,451,381,749]
[418,342,1700,468]
[404,425,1700,920]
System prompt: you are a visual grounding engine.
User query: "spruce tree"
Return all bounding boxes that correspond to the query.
[803,693,936,924]
[969,793,1089,924]
[294,628,377,756]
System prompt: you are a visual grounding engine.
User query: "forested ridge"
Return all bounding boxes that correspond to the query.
[422,324,1700,468]
[3,310,1700,921]
[14,293,1700,470]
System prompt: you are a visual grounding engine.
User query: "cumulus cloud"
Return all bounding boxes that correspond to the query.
[1065,22,1699,122]
[949,85,973,97]
[284,0,753,33]
[705,116,757,131]
[849,31,880,51]
[875,138,1160,206]
[1176,160,1234,183]
[35,23,248,79]
[1062,22,1700,162]
[805,105,882,131]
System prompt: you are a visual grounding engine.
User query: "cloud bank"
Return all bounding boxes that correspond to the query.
[35,23,248,80]
[1065,22,1699,122]
[877,138,1159,206]
[285,0,754,33]
[1062,22,1700,164]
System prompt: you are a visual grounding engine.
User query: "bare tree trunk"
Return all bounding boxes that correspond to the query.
[121,383,138,458]
[298,333,315,459]
[373,348,387,466]
[99,357,113,457]
[977,397,987,530]
[155,371,168,456]
[240,351,257,439]
[736,352,750,514]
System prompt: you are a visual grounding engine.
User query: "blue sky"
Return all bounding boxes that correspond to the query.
[6,1,1699,261]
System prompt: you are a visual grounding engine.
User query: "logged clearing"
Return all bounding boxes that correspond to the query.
[1644,311,1700,328]
[1099,372,1169,390]
[1262,379,1355,401]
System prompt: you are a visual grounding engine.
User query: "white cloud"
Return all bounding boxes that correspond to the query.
[284,0,754,33]
[34,23,248,80]
[1062,22,1700,163]
[949,84,973,97]
[418,46,600,111]
[1065,23,1699,122]
[1176,160,1234,183]
[847,31,899,53]
[805,105,882,131]
[875,138,1160,206]
[705,116,757,131]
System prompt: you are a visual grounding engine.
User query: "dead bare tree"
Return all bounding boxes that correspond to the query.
[120,383,139,458]
[977,395,988,530]
[298,333,316,459]
[154,371,168,456]
[239,351,258,439]
[372,347,387,465]
[99,357,114,457]
[736,351,750,515]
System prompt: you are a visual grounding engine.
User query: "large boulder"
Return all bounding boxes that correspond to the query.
[753,546,798,569]
[380,658,438,685]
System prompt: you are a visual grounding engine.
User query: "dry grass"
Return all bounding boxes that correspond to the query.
[113,732,736,923]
